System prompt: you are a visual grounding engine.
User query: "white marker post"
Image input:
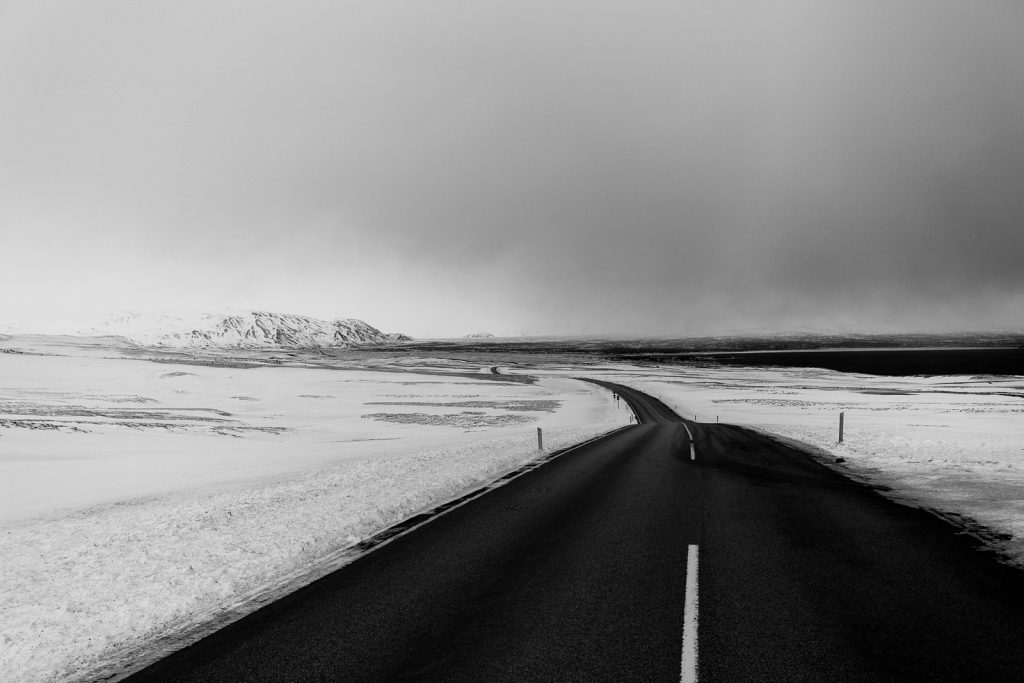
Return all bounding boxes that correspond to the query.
[537,427,544,450]
[838,411,845,443]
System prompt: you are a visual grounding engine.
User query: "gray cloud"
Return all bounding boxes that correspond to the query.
[2,1,1023,335]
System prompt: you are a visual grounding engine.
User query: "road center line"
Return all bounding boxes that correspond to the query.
[680,544,700,683]
[681,423,696,461]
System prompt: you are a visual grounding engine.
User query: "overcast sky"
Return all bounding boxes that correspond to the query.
[2,1,1023,337]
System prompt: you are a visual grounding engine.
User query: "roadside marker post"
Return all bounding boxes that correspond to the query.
[537,427,544,450]
[839,411,845,443]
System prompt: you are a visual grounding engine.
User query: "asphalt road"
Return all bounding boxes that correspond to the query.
[124,381,1024,682]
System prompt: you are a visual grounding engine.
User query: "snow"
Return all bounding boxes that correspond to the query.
[83,310,404,348]
[0,350,628,682]
[6,343,1024,682]
[590,363,1024,564]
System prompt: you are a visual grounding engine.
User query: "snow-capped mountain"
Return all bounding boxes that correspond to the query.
[89,311,411,348]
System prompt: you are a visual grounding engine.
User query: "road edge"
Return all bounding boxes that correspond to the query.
[744,425,1021,568]
[100,421,635,682]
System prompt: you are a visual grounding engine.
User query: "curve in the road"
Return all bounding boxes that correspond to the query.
[121,379,1024,682]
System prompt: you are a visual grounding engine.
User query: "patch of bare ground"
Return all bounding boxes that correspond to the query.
[361,412,533,428]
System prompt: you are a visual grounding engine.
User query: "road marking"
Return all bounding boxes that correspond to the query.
[681,423,696,461]
[681,544,700,683]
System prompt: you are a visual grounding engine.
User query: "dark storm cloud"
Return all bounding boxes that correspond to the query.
[2,1,1023,334]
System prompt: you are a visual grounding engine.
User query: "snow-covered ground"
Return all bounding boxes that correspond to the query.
[0,350,628,682]
[6,344,1024,683]
[588,363,1024,563]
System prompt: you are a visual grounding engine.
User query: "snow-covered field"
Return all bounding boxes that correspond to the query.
[5,341,1024,683]
[0,349,628,682]
[588,363,1024,563]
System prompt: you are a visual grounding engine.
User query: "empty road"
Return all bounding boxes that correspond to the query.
[124,381,1024,681]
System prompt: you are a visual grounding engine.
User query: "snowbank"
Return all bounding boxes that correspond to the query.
[0,353,628,682]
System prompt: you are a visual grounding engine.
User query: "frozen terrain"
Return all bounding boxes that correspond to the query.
[0,348,627,682]
[6,336,1024,683]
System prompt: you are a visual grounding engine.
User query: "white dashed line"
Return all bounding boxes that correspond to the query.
[680,543,700,682]
[681,423,696,461]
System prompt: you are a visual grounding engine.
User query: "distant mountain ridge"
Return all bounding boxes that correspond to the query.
[90,311,411,348]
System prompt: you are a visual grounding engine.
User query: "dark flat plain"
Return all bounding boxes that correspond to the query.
[619,347,1024,376]
[124,382,1024,682]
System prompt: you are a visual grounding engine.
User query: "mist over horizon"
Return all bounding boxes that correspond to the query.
[3,1,1023,337]
[4,307,1023,345]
